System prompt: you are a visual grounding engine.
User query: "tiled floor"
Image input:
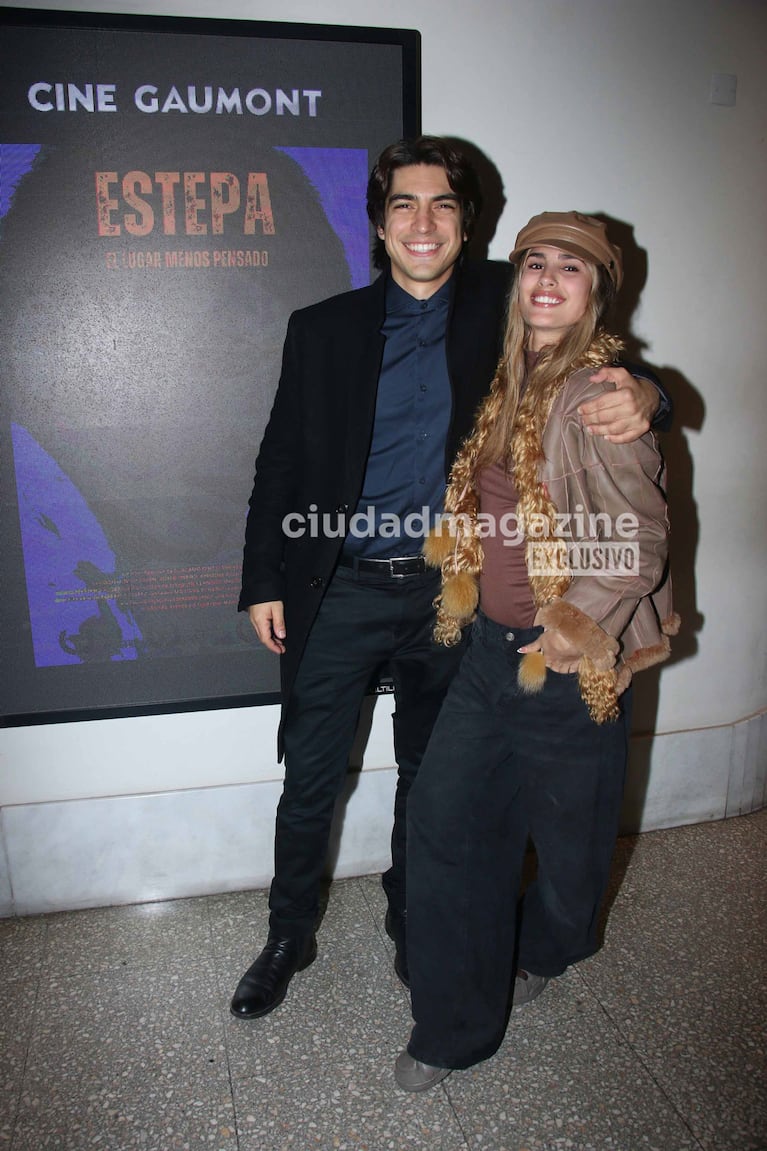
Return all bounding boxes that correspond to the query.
[1,811,765,1151]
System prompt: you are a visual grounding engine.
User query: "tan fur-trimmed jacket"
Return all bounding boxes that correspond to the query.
[427,363,679,714]
[521,366,678,694]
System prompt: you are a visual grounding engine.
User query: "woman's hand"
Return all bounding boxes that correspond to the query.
[517,628,584,674]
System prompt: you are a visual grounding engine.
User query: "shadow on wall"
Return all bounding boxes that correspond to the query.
[443,136,507,260]
[592,215,705,832]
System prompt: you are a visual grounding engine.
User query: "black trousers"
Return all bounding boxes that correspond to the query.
[407,611,630,1070]
[268,563,465,938]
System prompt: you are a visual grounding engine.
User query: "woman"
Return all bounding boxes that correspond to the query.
[394,211,678,1091]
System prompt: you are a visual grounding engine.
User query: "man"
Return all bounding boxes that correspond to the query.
[231,136,667,1020]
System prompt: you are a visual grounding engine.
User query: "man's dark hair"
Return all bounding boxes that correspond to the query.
[366,135,483,269]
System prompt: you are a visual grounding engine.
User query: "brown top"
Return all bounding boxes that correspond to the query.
[477,461,536,629]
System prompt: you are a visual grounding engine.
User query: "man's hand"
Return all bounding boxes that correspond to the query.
[579,367,659,444]
[248,601,286,654]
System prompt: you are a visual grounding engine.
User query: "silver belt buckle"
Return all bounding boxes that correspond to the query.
[389,556,420,578]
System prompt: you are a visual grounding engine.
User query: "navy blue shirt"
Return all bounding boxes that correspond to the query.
[344,276,452,558]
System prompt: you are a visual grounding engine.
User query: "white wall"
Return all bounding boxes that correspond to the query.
[1,0,765,915]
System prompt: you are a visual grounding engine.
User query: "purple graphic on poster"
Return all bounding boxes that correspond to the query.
[277,148,369,289]
[0,143,41,218]
[11,423,143,667]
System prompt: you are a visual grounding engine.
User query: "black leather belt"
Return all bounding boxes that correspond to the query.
[338,554,427,578]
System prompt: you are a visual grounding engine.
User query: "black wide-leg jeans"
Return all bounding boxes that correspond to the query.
[407,611,630,1071]
[268,563,465,938]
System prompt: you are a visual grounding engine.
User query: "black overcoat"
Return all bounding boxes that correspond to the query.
[240,258,513,755]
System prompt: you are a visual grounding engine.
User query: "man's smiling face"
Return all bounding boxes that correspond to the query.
[377,164,466,299]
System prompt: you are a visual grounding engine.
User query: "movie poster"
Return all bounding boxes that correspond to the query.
[0,9,419,723]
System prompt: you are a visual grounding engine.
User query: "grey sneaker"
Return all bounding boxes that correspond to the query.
[512,969,550,1009]
[394,1050,451,1092]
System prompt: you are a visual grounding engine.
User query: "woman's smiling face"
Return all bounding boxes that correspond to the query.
[518,245,594,350]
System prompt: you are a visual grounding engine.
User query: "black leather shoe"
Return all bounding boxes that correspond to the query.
[230,932,317,1020]
[384,909,409,989]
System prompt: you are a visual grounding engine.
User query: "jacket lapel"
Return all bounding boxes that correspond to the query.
[341,275,387,491]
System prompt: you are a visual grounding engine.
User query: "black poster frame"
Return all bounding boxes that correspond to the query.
[0,6,420,726]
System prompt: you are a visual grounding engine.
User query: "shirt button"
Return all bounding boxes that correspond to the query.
[505,631,515,642]
[420,384,427,392]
